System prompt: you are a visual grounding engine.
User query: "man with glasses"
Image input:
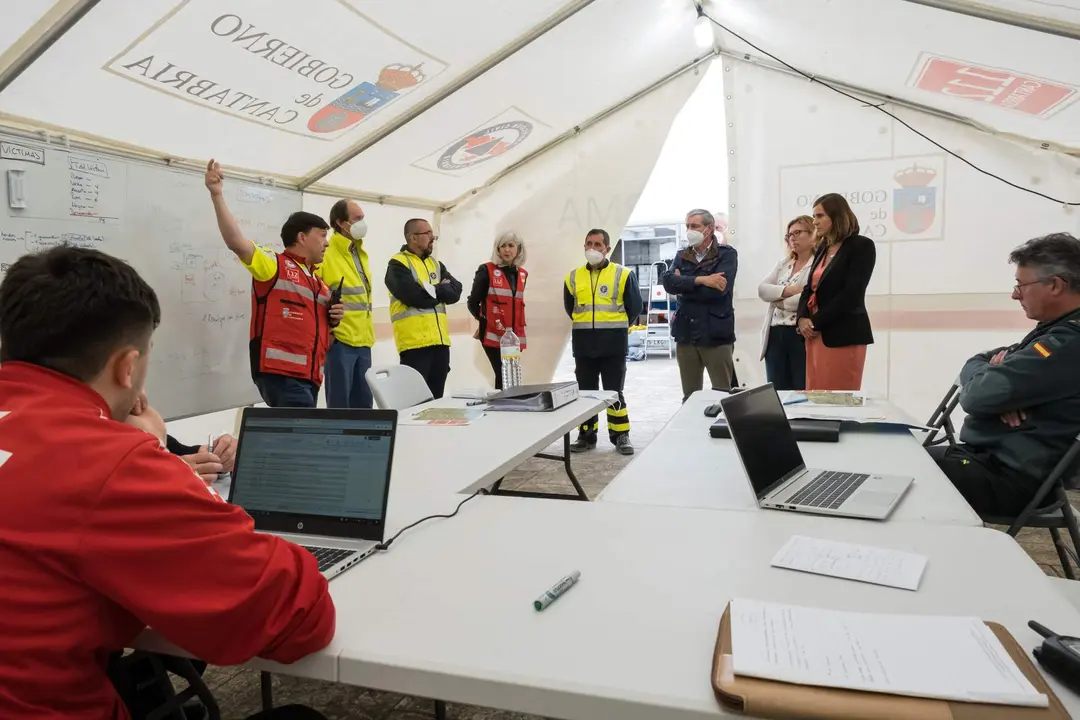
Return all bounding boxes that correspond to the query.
[927,232,1080,516]
[662,208,739,402]
[385,218,463,398]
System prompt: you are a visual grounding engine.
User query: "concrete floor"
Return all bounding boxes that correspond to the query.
[201,346,1074,720]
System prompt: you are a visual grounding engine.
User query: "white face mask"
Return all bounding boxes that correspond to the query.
[584,249,605,265]
[686,230,705,247]
[348,219,368,241]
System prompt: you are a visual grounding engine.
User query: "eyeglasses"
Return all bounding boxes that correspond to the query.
[785,229,809,239]
[1013,279,1046,294]
[411,230,436,239]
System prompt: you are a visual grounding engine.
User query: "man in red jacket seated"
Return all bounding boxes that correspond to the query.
[0,246,335,720]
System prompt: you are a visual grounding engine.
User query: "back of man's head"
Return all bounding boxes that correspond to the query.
[0,246,161,384]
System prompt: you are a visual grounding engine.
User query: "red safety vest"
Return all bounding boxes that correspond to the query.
[482,262,527,350]
[250,251,332,385]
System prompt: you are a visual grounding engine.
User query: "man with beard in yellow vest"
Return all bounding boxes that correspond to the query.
[385,218,463,399]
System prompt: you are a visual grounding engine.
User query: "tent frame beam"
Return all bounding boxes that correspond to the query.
[895,0,1080,41]
[0,0,102,95]
[442,52,716,214]
[296,0,602,191]
[717,49,1080,156]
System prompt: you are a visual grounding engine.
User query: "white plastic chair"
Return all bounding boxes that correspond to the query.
[731,346,766,389]
[366,364,434,410]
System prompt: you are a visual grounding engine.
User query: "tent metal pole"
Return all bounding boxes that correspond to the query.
[297,0,601,190]
[0,0,102,95]
[719,50,996,133]
[441,52,716,213]
[894,0,1080,41]
[719,49,1080,155]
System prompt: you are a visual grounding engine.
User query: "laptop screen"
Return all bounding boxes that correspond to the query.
[720,385,806,498]
[229,409,396,540]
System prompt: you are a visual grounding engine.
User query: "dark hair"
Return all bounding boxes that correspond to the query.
[0,246,161,382]
[586,228,611,247]
[1009,232,1080,292]
[812,193,860,245]
[403,218,428,238]
[328,199,350,233]
[280,211,329,247]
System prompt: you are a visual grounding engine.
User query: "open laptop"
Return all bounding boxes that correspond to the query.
[720,384,912,520]
[228,408,397,579]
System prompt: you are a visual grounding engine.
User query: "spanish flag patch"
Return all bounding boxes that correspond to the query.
[1033,342,1051,358]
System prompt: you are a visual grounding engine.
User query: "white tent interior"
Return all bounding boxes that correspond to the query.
[1,0,1078,432]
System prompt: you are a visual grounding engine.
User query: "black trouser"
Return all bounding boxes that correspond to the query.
[482,343,503,390]
[107,652,327,719]
[763,325,806,391]
[926,444,1041,516]
[400,344,451,399]
[574,354,629,443]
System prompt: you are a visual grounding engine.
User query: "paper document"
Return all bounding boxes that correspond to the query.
[770,535,927,590]
[401,408,484,426]
[730,599,1047,707]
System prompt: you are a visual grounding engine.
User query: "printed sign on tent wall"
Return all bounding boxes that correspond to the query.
[104,0,448,141]
[779,154,947,242]
[411,108,549,178]
[907,54,1077,118]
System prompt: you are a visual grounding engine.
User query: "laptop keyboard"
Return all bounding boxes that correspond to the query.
[302,546,358,572]
[788,471,870,510]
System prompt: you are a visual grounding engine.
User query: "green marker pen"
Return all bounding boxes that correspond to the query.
[534,570,581,611]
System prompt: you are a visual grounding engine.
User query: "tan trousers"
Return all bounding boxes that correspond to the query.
[676,343,734,401]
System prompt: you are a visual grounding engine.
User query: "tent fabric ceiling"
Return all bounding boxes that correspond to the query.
[0,0,703,206]
[1,0,1078,206]
[709,0,1080,154]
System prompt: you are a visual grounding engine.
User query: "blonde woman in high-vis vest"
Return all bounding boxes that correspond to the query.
[563,229,643,456]
[384,218,463,399]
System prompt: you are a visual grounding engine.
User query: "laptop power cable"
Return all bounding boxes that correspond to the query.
[366,488,488,558]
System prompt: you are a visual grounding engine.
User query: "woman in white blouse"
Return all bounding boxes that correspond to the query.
[757,215,817,390]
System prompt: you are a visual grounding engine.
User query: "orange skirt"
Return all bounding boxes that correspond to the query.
[805,336,866,391]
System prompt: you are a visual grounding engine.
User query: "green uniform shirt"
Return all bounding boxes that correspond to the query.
[958,307,1080,479]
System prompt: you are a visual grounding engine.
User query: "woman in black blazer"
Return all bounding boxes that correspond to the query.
[796,193,876,390]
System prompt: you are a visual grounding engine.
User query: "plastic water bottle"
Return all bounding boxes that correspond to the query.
[500,329,523,389]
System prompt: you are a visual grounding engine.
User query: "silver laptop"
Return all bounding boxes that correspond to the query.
[228,408,397,579]
[720,384,911,520]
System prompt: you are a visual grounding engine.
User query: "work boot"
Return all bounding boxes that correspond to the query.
[615,435,634,456]
[570,431,597,453]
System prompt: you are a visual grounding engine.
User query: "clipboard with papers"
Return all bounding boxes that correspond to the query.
[711,599,1071,719]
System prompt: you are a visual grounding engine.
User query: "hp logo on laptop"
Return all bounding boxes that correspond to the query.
[297,522,304,530]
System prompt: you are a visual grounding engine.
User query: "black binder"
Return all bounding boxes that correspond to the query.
[709,417,841,442]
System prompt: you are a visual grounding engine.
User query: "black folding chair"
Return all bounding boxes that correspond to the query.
[110,651,221,720]
[980,433,1080,579]
[922,382,961,448]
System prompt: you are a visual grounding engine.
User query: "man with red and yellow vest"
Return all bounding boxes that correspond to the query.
[316,199,375,408]
[563,228,642,456]
[205,160,343,407]
[385,218,463,399]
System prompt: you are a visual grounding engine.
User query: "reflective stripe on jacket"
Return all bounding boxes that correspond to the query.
[315,231,374,347]
[565,263,630,331]
[482,262,527,349]
[250,250,331,385]
[388,251,450,352]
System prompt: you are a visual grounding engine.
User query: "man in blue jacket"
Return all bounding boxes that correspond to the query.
[662,209,738,402]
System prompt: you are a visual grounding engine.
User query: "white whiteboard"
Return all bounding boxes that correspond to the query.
[0,131,302,419]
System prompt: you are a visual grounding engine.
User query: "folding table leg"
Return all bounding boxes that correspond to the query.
[434,700,447,719]
[260,672,273,711]
[489,433,590,501]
